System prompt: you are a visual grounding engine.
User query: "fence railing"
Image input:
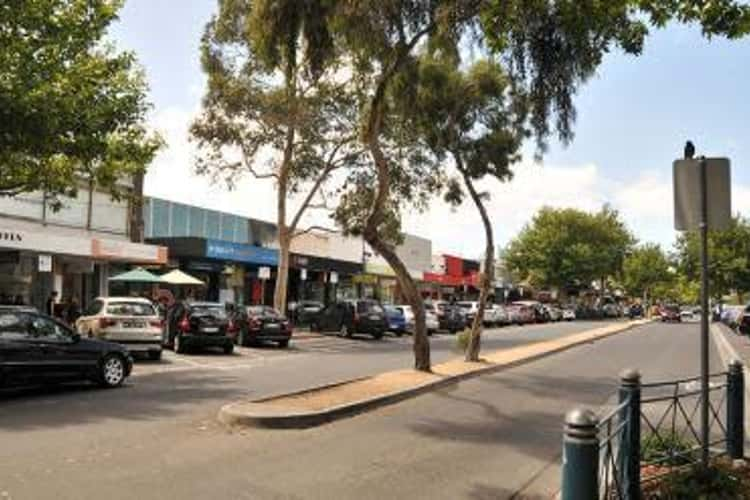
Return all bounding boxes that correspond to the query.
[561,361,744,500]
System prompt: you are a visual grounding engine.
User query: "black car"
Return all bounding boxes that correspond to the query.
[628,304,644,319]
[164,301,237,354]
[288,300,324,326]
[0,308,132,388]
[238,306,292,347]
[311,300,386,339]
[432,303,466,334]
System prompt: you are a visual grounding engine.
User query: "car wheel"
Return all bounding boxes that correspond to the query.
[223,343,234,355]
[99,354,126,388]
[174,334,186,354]
[372,331,383,340]
[310,321,319,332]
[278,339,290,348]
[148,350,162,361]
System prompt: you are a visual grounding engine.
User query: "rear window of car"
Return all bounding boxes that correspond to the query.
[106,302,157,317]
[357,301,383,313]
[190,305,227,318]
[247,306,279,317]
[458,303,473,309]
[0,312,27,339]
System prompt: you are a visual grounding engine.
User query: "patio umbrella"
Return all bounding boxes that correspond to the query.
[160,269,205,286]
[108,267,164,283]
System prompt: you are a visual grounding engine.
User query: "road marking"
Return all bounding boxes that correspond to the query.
[710,323,750,437]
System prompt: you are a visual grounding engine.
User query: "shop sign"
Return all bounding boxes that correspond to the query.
[38,254,52,272]
[258,266,271,280]
[352,274,378,285]
[329,271,338,284]
[0,231,23,242]
[206,239,278,266]
[300,268,307,281]
[92,238,168,264]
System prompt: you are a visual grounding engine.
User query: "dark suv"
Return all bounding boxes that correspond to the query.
[164,301,237,354]
[311,300,386,339]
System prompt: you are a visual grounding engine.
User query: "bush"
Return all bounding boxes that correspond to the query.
[641,432,695,466]
[647,460,749,499]
[455,329,471,352]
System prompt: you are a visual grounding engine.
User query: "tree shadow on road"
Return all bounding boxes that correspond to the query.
[0,371,249,431]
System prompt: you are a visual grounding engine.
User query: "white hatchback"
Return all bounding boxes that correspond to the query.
[396,305,439,334]
[76,297,163,360]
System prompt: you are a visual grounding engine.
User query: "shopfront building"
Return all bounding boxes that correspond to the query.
[288,254,361,305]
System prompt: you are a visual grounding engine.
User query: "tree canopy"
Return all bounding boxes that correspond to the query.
[505,206,634,291]
[0,0,162,199]
[622,243,673,300]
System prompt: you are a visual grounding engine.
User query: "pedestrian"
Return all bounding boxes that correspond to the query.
[46,291,58,317]
[66,296,81,325]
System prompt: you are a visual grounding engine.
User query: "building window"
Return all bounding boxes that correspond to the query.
[171,203,189,237]
[220,214,235,242]
[206,211,221,239]
[151,198,170,237]
[189,206,206,237]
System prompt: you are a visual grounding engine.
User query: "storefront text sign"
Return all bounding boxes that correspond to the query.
[206,239,278,266]
[258,266,271,280]
[38,254,52,272]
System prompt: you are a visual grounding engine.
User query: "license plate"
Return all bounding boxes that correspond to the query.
[122,320,146,328]
[202,327,218,333]
[369,315,380,320]
[266,324,279,330]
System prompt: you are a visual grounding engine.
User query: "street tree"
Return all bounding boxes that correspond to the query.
[622,243,672,305]
[505,207,634,294]
[395,55,527,361]
[674,215,750,303]
[192,0,363,314]
[0,0,162,199]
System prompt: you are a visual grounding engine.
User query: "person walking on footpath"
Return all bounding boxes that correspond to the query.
[46,291,58,317]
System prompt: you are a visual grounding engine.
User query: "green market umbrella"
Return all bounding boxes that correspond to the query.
[108,267,164,283]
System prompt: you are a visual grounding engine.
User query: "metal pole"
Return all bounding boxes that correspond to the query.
[561,409,599,500]
[727,360,745,460]
[699,156,710,466]
[618,369,641,500]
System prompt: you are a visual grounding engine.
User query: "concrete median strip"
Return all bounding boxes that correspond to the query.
[219,319,651,429]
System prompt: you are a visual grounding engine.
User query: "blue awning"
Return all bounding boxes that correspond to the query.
[205,239,278,266]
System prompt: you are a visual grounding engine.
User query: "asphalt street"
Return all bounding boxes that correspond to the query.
[0,320,720,499]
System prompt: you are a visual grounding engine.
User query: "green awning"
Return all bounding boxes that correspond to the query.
[108,267,164,283]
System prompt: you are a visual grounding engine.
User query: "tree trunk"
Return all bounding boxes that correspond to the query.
[366,230,430,371]
[274,228,291,314]
[457,160,494,362]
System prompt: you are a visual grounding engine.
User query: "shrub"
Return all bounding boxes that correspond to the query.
[648,460,749,499]
[455,329,471,352]
[641,432,695,466]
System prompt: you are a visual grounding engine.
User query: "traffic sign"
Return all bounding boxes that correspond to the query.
[673,158,731,231]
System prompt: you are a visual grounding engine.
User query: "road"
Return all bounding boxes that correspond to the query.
[0,320,720,499]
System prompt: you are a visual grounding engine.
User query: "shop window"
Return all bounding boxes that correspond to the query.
[188,206,206,237]
[220,214,235,242]
[151,198,170,236]
[171,203,189,236]
[206,211,221,239]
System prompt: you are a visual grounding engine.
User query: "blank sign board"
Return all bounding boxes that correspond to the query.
[673,158,731,231]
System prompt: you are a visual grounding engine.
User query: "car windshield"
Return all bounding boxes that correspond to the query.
[190,305,227,318]
[357,301,383,313]
[106,302,157,316]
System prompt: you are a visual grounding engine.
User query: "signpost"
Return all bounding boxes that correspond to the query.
[258,266,271,305]
[673,155,731,467]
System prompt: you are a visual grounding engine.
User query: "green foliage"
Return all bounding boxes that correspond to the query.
[622,243,672,299]
[674,216,750,300]
[0,0,162,198]
[651,461,748,499]
[642,432,696,466]
[455,329,471,352]
[504,206,634,290]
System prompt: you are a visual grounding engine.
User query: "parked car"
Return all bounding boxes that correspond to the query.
[507,303,536,324]
[384,306,407,336]
[288,300,324,326]
[544,305,563,322]
[457,301,480,323]
[237,305,292,347]
[628,304,644,319]
[429,301,466,333]
[75,297,163,360]
[738,305,750,334]
[679,308,695,321]
[481,304,507,327]
[514,301,548,323]
[0,308,133,388]
[164,301,237,354]
[659,304,681,322]
[723,306,745,330]
[420,303,440,335]
[562,307,576,321]
[311,300,386,339]
[395,305,415,332]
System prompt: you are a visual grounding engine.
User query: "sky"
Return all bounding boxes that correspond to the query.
[109,1,750,259]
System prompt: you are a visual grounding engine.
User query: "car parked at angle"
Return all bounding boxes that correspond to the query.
[237,305,292,348]
[513,301,549,323]
[562,307,576,321]
[508,302,536,325]
[383,305,407,336]
[164,301,237,354]
[428,301,466,333]
[288,300,324,326]
[0,307,132,388]
[75,297,163,361]
[482,304,507,327]
[418,303,441,335]
[457,301,480,324]
[737,305,750,334]
[311,299,387,339]
[723,305,745,330]
[544,305,563,322]
[628,303,644,319]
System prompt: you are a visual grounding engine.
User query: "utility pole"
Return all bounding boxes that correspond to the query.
[698,154,709,467]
